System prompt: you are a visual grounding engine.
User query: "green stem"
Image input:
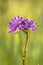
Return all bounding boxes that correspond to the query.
[23,31,28,65]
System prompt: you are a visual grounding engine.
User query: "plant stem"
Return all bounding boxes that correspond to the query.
[23,31,28,65]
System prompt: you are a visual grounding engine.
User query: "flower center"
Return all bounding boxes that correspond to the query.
[22,21,25,25]
[28,23,31,27]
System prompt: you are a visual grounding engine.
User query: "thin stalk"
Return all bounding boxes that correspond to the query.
[23,31,28,65]
[22,29,27,34]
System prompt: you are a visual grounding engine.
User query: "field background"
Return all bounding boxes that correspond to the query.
[0,0,43,65]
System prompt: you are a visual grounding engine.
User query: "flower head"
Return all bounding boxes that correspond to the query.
[22,18,37,31]
[8,16,22,33]
[28,20,37,31]
[8,16,37,34]
[22,18,29,30]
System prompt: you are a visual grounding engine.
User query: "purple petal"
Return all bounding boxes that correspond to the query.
[29,25,37,31]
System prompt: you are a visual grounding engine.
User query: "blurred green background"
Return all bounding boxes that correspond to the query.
[0,0,43,65]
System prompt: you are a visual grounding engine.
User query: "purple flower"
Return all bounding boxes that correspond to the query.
[28,20,37,31]
[8,16,22,33]
[22,19,37,31]
[8,16,37,34]
[22,18,29,30]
